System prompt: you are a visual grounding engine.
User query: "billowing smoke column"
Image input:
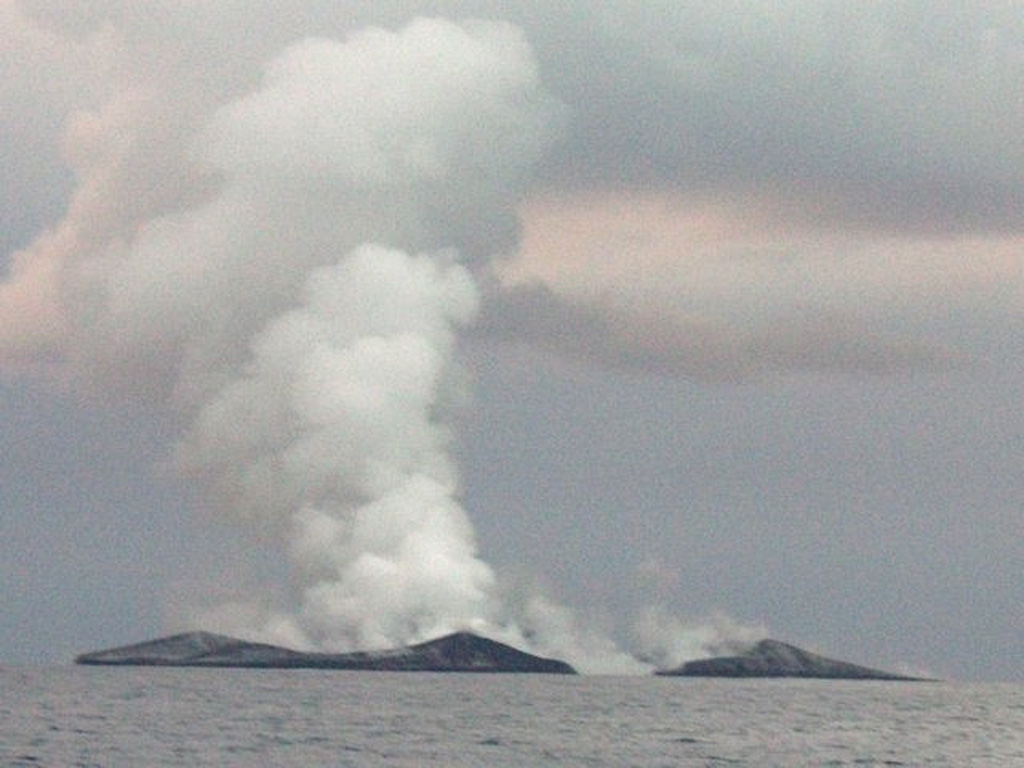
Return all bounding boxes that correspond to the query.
[179,245,491,651]
[152,19,560,652]
[7,17,566,656]
[162,19,557,652]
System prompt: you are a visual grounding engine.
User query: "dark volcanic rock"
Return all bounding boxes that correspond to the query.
[334,632,576,673]
[656,639,924,680]
[75,631,576,674]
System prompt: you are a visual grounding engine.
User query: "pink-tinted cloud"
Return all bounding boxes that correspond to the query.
[480,188,1019,378]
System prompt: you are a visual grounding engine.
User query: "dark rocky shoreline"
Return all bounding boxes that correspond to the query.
[75,631,577,674]
[657,639,927,680]
[77,632,926,680]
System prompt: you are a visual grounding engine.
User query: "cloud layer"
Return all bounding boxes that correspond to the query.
[6,2,1024,382]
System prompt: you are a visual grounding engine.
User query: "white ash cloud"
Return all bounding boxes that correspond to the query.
[1,12,592,659]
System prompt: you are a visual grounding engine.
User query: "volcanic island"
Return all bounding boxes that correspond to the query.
[656,638,926,680]
[76,631,926,679]
[75,631,577,674]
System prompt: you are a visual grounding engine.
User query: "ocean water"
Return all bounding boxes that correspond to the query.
[2,667,1021,767]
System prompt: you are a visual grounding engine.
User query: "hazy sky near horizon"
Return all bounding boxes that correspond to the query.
[1,1,1022,679]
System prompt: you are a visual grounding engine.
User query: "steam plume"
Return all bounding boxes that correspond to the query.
[0,8,769,672]
[178,244,491,650]
[4,16,565,654]
[634,607,769,670]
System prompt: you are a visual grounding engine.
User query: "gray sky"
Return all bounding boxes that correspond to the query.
[1,1,1021,679]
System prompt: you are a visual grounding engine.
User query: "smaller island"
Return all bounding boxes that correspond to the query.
[75,631,576,674]
[656,639,926,681]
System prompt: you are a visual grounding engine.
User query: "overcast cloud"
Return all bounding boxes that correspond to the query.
[1,1,1021,679]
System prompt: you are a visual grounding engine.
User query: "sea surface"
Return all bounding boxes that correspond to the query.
[2,666,1021,767]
